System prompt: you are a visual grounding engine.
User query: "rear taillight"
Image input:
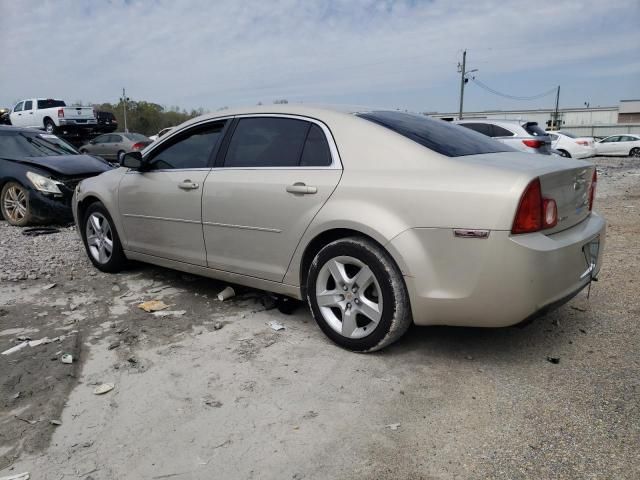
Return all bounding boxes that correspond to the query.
[512,178,558,234]
[589,169,597,211]
[57,108,64,118]
[576,140,589,146]
[522,139,543,149]
[132,142,145,150]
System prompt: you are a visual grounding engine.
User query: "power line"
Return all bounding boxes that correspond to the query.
[470,78,558,101]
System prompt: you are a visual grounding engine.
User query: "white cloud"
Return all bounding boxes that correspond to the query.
[0,0,638,111]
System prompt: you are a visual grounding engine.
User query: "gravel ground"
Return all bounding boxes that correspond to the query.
[0,156,638,479]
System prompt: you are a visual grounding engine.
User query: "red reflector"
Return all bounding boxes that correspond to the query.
[512,179,543,234]
[542,198,557,228]
[589,169,597,210]
[57,108,64,118]
[522,139,543,148]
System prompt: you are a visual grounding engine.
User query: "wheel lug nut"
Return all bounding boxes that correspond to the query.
[352,287,358,293]
[354,298,360,305]
[343,285,348,291]
[346,303,351,309]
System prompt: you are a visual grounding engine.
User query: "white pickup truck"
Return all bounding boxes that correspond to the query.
[9,98,97,134]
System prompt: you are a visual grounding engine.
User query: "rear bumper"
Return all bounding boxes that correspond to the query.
[572,146,596,159]
[389,212,606,327]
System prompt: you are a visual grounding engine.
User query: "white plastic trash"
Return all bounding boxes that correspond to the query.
[217,286,235,301]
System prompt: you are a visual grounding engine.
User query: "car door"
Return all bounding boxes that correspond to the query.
[202,115,342,282]
[87,134,109,157]
[106,134,124,160]
[597,136,619,155]
[21,100,37,127]
[618,136,637,155]
[10,102,25,126]
[118,120,228,265]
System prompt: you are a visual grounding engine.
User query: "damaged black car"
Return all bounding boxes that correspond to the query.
[0,126,113,226]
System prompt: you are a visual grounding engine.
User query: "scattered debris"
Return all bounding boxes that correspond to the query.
[2,341,29,355]
[204,399,223,408]
[571,306,587,312]
[152,310,187,317]
[138,300,170,312]
[579,328,587,334]
[108,341,121,350]
[22,226,60,236]
[217,286,236,301]
[50,419,62,426]
[42,283,57,290]
[28,337,51,347]
[546,356,560,364]
[61,353,73,364]
[385,423,401,431]
[15,416,38,425]
[127,357,138,365]
[213,322,224,330]
[268,320,285,331]
[13,392,21,400]
[0,472,30,480]
[93,383,115,395]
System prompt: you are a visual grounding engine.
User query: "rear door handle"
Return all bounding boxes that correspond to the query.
[286,183,317,194]
[178,180,199,190]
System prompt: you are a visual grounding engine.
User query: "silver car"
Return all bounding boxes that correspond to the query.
[73,106,605,352]
[80,132,152,162]
[455,119,552,155]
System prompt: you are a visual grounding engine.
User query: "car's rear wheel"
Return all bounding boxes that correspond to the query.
[44,118,56,134]
[630,147,640,158]
[1,182,32,226]
[117,150,125,163]
[82,202,127,272]
[306,237,412,352]
[558,149,571,158]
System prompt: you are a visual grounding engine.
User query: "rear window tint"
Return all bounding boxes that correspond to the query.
[358,111,514,157]
[523,122,547,137]
[459,123,492,137]
[124,133,150,142]
[37,99,66,109]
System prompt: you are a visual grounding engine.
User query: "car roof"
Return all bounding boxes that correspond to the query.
[456,118,525,125]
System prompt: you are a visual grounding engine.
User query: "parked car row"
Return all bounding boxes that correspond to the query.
[79,132,152,162]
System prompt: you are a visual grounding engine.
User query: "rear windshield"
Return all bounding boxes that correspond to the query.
[124,133,150,142]
[37,99,66,109]
[558,130,577,138]
[0,131,78,158]
[523,122,547,137]
[357,111,514,157]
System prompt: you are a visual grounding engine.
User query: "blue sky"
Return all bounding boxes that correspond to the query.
[1,0,638,113]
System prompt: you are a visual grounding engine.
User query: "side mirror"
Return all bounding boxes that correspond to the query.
[121,151,144,169]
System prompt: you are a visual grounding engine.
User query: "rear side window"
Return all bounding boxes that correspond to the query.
[358,111,513,157]
[491,125,514,137]
[523,122,547,137]
[146,121,226,170]
[459,123,491,137]
[300,124,332,166]
[37,99,66,109]
[23,101,33,110]
[224,117,310,167]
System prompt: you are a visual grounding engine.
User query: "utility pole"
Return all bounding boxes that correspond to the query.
[458,50,466,120]
[121,88,129,133]
[553,85,560,130]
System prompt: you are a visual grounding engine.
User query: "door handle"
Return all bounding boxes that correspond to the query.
[178,180,199,190]
[286,183,317,194]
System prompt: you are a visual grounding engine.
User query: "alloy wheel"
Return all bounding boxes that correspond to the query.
[85,212,114,264]
[315,255,383,339]
[2,185,28,223]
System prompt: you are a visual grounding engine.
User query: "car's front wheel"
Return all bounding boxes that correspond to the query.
[1,182,32,226]
[630,147,640,158]
[306,237,412,352]
[82,202,127,272]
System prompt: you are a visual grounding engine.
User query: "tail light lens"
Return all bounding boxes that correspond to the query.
[576,140,589,146]
[57,108,64,118]
[512,178,558,234]
[522,139,543,148]
[589,169,597,211]
[132,142,146,150]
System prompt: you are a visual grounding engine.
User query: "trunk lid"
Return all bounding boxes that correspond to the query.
[540,165,594,233]
[61,106,95,121]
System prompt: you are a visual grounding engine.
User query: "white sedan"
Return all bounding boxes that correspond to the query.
[595,134,640,157]
[546,131,596,159]
[73,106,605,352]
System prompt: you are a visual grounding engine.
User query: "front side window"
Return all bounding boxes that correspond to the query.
[359,111,513,157]
[602,136,619,143]
[224,117,310,168]
[146,121,226,170]
[14,102,23,112]
[111,135,123,143]
[93,135,109,144]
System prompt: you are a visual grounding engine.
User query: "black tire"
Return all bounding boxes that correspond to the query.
[558,150,571,158]
[81,202,127,272]
[117,150,125,163]
[43,118,56,134]
[1,181,33,226]
[630,148,640,158]
[306,237,412,352]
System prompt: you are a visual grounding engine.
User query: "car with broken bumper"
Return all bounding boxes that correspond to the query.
[0,126,113,225]
[72,106,605,352]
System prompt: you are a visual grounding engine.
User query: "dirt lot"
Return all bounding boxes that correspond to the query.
[1,156,638,479]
